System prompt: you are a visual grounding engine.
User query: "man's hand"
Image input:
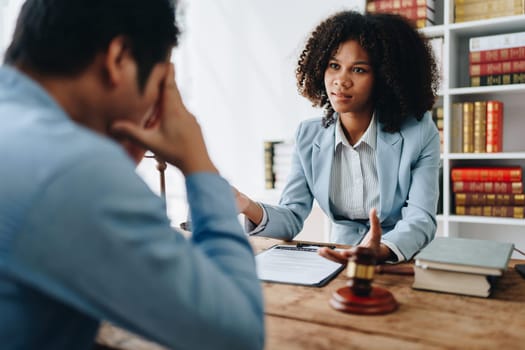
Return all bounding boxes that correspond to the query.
[111,64,216,175]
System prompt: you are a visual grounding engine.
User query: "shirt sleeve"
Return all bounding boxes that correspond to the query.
[8,151,264,350]
[244,203,268,234]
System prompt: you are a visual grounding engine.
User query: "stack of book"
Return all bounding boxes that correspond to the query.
[454,0,525,23]
[451,166,525,218]
[366,0,436,28]
[263,140,294,190]
[469,31,525,87]
[450,100,504,153]
[413,237,514,297]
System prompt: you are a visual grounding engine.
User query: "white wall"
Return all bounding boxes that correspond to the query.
[176,0,365,201]
[0,0,23,58]
[0,0,367,228]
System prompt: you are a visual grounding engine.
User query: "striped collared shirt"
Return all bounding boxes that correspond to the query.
[329,115,380,220]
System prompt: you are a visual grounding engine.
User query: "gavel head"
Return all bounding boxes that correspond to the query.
[346,246,376,297]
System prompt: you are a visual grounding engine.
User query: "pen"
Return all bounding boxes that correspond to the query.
[296,242,336,249]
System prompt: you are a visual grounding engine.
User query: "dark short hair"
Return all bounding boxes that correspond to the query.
[4,0,179,91]
[296,11,438,131]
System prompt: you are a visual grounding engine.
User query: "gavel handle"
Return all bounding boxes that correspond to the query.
[375,264,414,276]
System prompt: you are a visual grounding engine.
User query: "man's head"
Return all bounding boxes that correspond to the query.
[4,0,179,91]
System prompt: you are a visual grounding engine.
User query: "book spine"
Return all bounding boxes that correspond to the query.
[397,6,435,20]
[469,46,525,64]
[455,205,525,218]
[470,72,525,87]
[451,102,464,153]
[462,102,474,153]
[367,0,435,12]
[486,101,504,153]
[455,193,525,206]
[469,59,525,76]
[455,0,508,4]
[451,167,522,182]
[469,31,525,52]
[264,141,277,189]
[456,8,525,23]
[415,18,434,28]
[455,0,523,17]
[473,101,487,153]
[452,181,524,194]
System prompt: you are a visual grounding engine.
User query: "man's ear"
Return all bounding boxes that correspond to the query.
[104,36,133,88]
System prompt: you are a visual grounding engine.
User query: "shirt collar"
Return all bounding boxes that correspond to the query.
[334,113,377,151]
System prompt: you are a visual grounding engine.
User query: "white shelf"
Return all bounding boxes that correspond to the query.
[449,84,525,96]
[448,152,525,160]
[431,2,525,247]
[448,215,525,226]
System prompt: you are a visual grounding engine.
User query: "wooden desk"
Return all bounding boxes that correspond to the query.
[97,237,525,349]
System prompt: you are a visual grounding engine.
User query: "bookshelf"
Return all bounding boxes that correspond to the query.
[419,1,525,255]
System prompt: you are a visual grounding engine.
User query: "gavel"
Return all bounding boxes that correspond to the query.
[330,246,399,315]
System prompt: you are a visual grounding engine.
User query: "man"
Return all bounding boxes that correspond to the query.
[0,0,264,349]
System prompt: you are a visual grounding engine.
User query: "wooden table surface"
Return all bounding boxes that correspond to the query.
[97,237,525,350]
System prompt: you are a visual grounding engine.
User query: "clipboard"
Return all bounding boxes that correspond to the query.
[255,244,345,287]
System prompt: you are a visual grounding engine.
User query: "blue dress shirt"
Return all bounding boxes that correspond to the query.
[0,66,264,350]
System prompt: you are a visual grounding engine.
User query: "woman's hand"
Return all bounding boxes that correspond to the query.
[319,208,394,264]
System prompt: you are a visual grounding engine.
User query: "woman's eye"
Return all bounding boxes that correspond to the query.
[353,67,366,73]
[328,62,339,69]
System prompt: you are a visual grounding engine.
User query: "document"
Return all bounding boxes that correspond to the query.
[255,244,345,287]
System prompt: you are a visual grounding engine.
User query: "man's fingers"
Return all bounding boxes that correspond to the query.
[111,120,151,149]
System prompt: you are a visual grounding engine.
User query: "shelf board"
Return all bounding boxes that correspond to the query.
[449,15,525,36]
[420,25,445,38]
[449,84,525,96]
[449,215,525,226]
[447,152,525,160]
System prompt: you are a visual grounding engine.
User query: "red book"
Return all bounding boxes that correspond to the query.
[455,193,525,206]
[367,0,435,12]
[470,60,525,76]
[451,166,521,182]
[455,205,525,219]
[486,101,504,153]
[469,46,525,64]
[452,181,523,194]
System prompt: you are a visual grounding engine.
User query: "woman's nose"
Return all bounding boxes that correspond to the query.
[334,78,351,88]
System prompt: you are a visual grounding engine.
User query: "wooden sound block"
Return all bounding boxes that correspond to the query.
[330,285,398,315]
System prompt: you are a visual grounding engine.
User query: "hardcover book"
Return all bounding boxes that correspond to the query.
[486,101,504,153]
[413,237,514,297]
[469,46,525,64]
[455,205,525,218]
[471,72,525,86]
[451,166,522,182]
[452,181,523,194]
[469,59,525,76]
[455,192,525,206]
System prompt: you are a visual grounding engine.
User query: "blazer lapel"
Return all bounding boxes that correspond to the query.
[376,123,403,222]
[312,120,336,215]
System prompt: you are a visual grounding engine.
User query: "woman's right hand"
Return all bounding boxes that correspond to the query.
[233,187,252,213]
[232,187,264,225]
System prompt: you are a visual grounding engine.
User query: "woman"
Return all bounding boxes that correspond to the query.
[236,11,440,263]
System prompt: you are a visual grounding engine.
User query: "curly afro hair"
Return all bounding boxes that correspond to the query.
[296,11,439,132]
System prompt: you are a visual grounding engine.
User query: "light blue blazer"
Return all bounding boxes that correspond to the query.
[251,112,440,260]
